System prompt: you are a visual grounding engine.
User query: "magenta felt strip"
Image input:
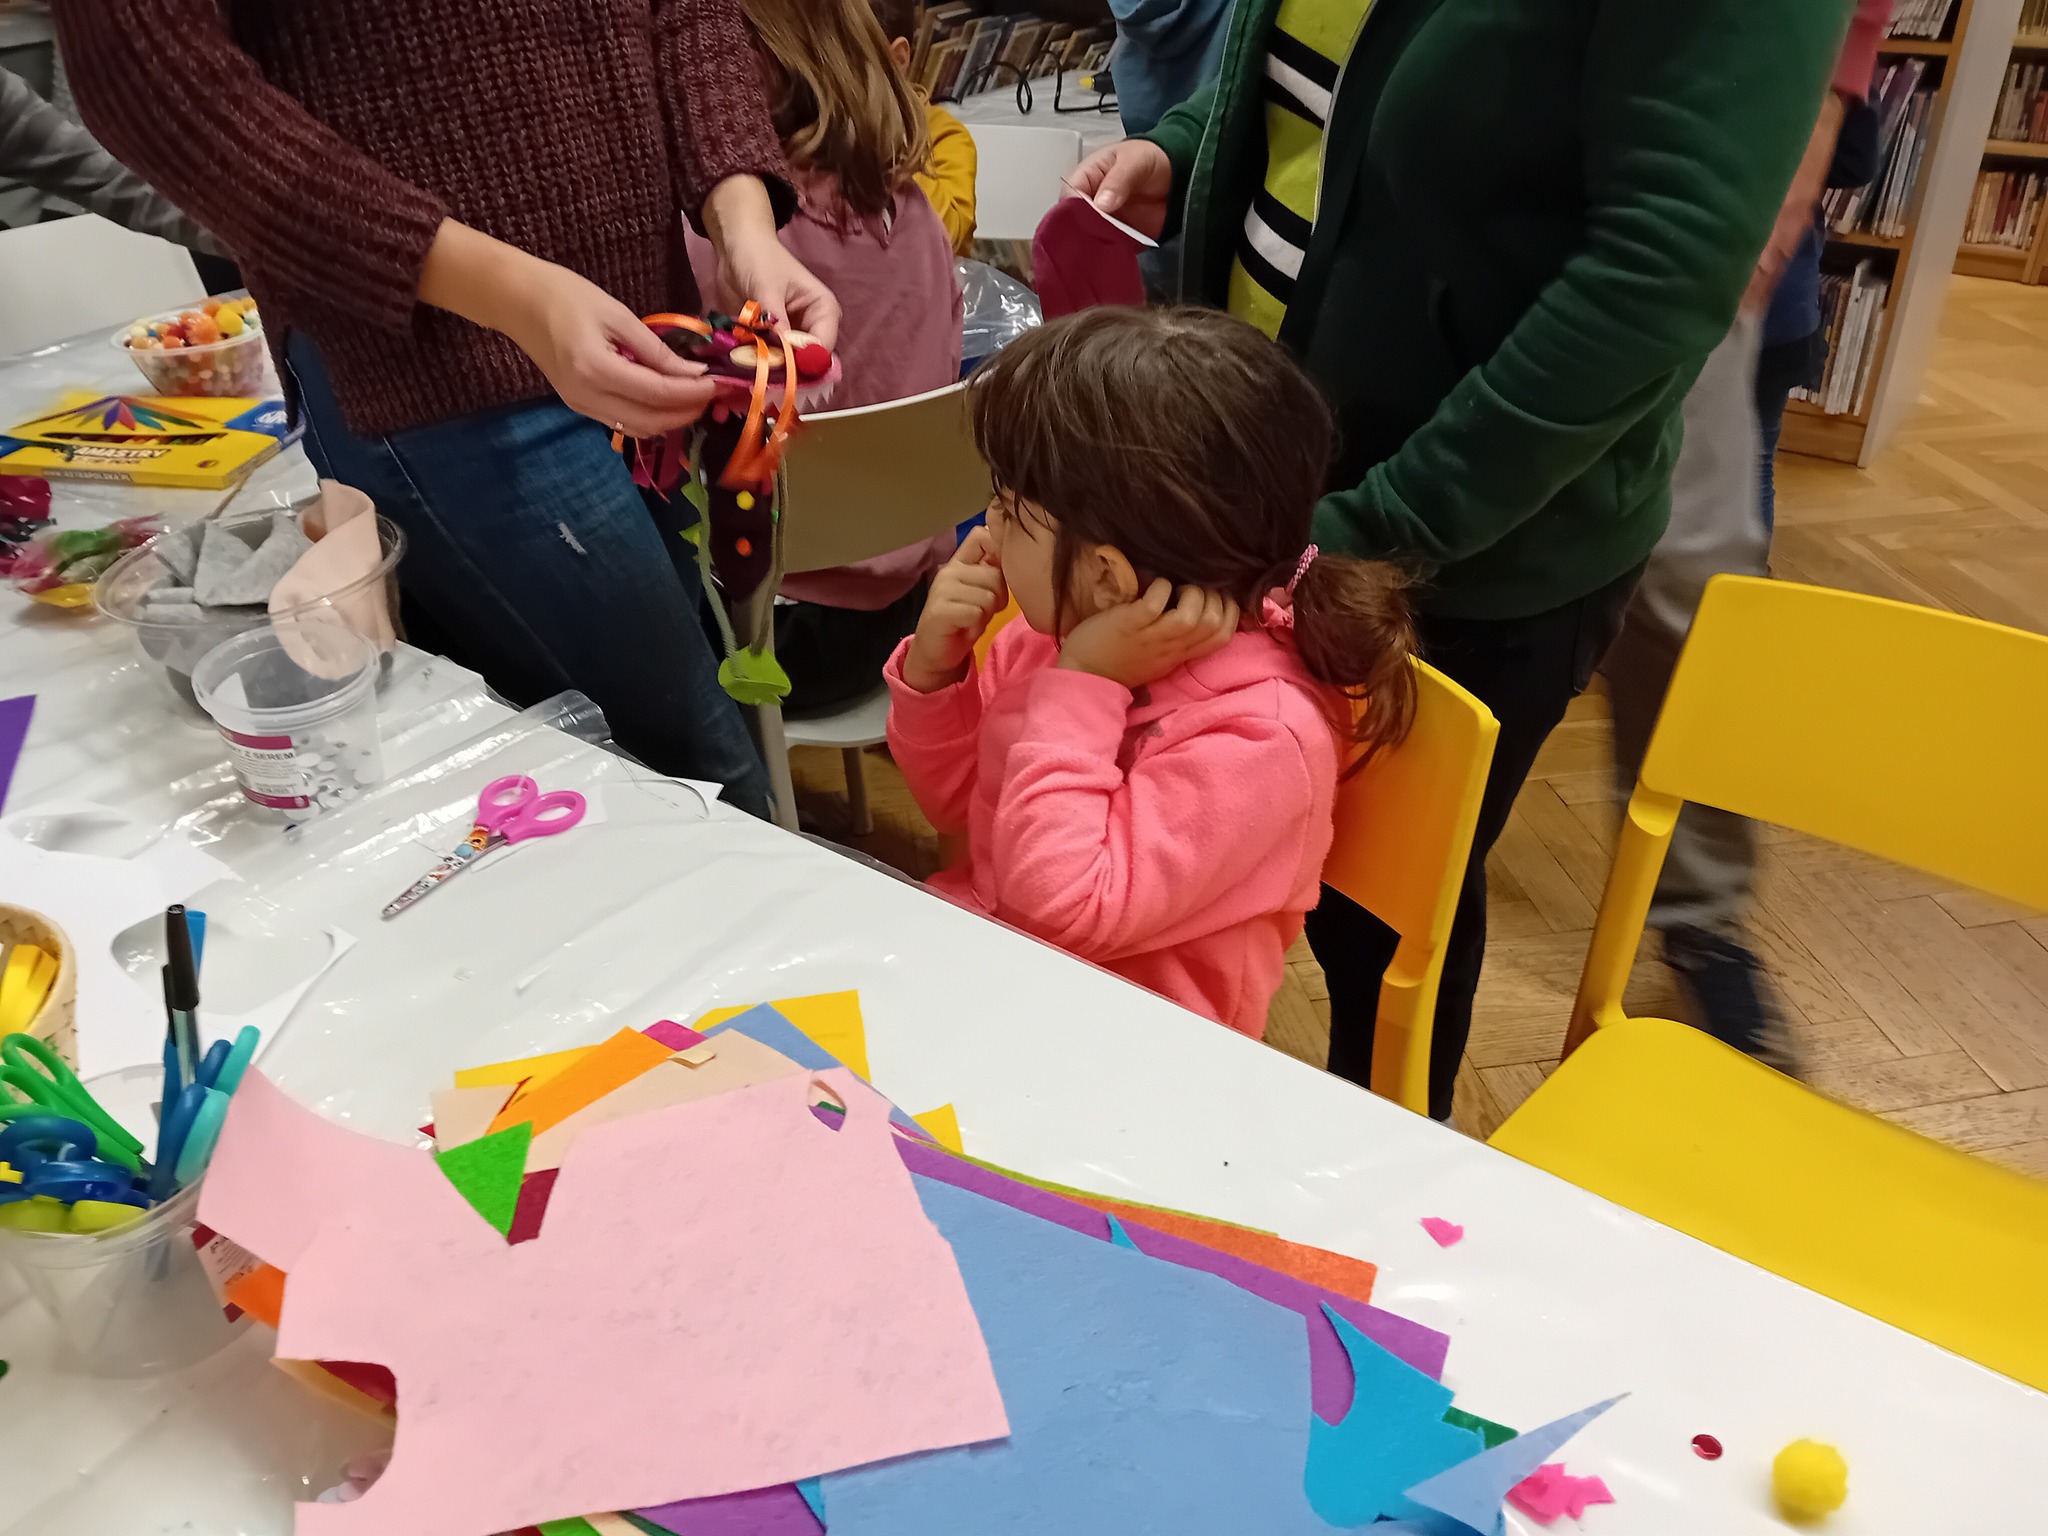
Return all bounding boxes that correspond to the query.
[893,1137,1451,1422]
[634,1483,821,1535]
[642,1019,707,1052]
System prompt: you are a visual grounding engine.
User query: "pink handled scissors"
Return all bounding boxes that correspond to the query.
[380,775,587,919]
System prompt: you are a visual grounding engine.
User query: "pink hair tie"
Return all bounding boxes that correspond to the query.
[1286,544,1319,596]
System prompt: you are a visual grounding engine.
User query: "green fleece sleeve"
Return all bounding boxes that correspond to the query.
[1312,0,1852,570]
[1141,79,1217,242]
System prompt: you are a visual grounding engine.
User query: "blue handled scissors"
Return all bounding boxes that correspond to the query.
[0,1033,144,1171]
[0,1114,143,1206]
[382,775,587,918]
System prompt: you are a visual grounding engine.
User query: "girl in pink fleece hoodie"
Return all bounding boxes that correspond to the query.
[885,307,1417,1037]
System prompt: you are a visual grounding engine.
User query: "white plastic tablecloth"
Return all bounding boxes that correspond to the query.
[2,329,2044,1534]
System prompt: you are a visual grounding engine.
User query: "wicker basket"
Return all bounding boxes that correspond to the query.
[0,904,78,1065]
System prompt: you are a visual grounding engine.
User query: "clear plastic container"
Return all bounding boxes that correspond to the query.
[0,1171,246,1378]
[191,621,384,819]
[94,506,404,715]
[115,304,269,396]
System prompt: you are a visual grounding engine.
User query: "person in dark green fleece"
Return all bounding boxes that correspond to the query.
[1071,0,1855,1121]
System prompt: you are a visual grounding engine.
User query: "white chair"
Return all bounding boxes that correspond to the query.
[0,213,204,356]
[758,380,990,832]
[965,124,1084,242]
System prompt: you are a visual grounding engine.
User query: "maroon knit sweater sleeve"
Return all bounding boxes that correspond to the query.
[656,0,798,232]
[56,0,447,333]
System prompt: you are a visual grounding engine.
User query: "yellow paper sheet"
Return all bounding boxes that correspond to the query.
[912,1105,964,1154]
[695,990,871,1081]
[453,1046,592,1091]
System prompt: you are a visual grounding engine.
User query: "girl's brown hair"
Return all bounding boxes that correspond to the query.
[739,0,931,221]
[972,306,1418,764]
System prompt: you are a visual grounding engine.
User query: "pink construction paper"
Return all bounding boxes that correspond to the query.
[1508,1462,1616,1525]
[277,1068,1007,1536]
[200,1071,491,1271]
[1420,1217,1465,1248]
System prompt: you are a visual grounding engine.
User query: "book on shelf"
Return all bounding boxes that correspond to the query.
[1991,61,2048,144]
[1822,59,1932,239]
[914,6,1114,101]
[1965,168,2048,248]
[1886,0,1959,40]
[1795,261,1891,417]
[2023,0,2048,33]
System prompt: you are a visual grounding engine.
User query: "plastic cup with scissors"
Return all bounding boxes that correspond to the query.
[382,775,587,919]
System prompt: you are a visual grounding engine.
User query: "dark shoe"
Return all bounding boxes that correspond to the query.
[1661,924,1801,1077]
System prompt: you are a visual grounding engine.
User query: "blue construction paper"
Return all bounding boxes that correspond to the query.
[1306,1305,1484,1528]
[707,1007,922,1134]
[795,1480,824,1525]
[1105,1212,1139,1249]
[824,1176,1354,1534]
[1403,1395,1627,1536]
[0,695,32,817]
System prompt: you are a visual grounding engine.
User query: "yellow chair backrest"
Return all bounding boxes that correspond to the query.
[1324,660,1498,1113]
[974,594,1021,667]
[1570,576,2048,1046]
[1492,1017,2048,1391]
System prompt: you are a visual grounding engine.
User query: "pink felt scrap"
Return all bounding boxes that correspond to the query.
[262,1067,1006,1536]
[1507,1462,1616,1525]
[1031,195,1148,319]
[1419,1217,1465,1248]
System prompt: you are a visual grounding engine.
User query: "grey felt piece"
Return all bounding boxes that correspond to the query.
[152,525,201,584]
[195,514,310,605]
[144,585,195,605]
[142,601,204,624]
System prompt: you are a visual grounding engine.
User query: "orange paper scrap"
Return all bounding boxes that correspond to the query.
[488,1027,672,1139]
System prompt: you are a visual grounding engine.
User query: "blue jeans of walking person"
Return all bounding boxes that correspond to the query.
[288,337,772,817]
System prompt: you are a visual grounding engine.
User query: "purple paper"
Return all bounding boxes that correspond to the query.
[0,695,32,817]
[635,1483,823,1535]
[895,1137,1452,1422]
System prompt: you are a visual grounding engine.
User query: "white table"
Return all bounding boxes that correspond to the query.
[2,328,2044,1534]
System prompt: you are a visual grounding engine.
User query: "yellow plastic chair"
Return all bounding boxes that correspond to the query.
[1568,575,2048,1053]
[1323,661,1499,1114]
[1492,1017,2048,1390]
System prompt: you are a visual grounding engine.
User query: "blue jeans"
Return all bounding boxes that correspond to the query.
[288,338,771,817]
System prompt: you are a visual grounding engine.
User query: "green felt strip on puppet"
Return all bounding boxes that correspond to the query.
[1443,1405,1519,1448]
[718,647,792,705]
[434,1122,531,1238]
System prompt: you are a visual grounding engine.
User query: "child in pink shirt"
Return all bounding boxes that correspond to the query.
[688,0,962,714]
[886,307,1418,1037]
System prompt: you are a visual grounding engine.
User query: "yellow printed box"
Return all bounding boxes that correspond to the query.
[0,393,289,490]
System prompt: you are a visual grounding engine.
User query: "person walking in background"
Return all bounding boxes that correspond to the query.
[1070,0,1856,1121]
[55,0,843,818]
[1602,0,1892,1071]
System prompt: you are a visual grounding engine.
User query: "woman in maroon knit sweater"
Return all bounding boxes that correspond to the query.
[58,0,847,817]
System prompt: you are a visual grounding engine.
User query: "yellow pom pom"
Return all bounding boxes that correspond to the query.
[1773,1439,1847,1523]
[736,491,755,511]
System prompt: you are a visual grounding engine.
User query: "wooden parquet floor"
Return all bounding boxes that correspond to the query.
[791,276,2048,1172]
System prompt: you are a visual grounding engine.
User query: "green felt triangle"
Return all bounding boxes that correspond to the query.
[718,646,793,705]
[433,1122,531,1238]
[682,474,710,514]
[1442,1404,1518,1448]
[537,1520,600,1536]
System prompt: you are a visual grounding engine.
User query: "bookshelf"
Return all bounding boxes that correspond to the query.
[1953,5,2048,283]
[909,1,1116,107]
[1783,0,2025,465]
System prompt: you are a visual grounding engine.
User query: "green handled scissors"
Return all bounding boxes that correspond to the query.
[0,1033,144,1172]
